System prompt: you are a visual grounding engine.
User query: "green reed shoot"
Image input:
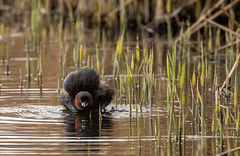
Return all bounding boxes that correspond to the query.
[234,53,239,108]
[39,44,43,94]
[83,46,87,64]
[180,63,185,90]
[218,118,223,151]
[131,73,135,109]
[147,49,155,114]
[192,66,196,87]
[119,76,123,105]
[66,1,73,27]
[136,37,140,63]
[87,55,90,67]
[166,0,171,14]
[57,77,60,94]
[200,40,205,87]
[191,66,196,134]
[178,62,185,146]
[167,42,177,142]
[116,28,125,57]
[6,43,9,77]
[131,53,134,71]
[173,42,177,90]
[59,39,65,78]
[167,55,171,83]
[96,45,100,72]
[180,65,185,110]
[157,107,161,155]
[79,45,83,67]
[236,111,239,137]
[225,108,229,125]
[234,86,238,108]
[200,40,205,134]
[119,0,126,31]
[208,26,212,52]
[113,28,125,80]
[137,106,141,151]
[101,50,106,80]
[31,0,41,48]
[99,104,102,121]
[167,20,172,47]
[167,84,170,117]
[0,23,4,37]
[73,48,76,66]
[127,65,132,118]
[88,145,91,156]
[99,106,102,138]
[24,32,31,88]
[211,112,215,136]
[225,60,230,97]
[0,23,4,63]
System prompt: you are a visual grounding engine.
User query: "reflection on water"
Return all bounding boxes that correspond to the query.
[63,111,113,138]
[62,111,113,153]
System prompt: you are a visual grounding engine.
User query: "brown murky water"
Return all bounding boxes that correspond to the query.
[0,28,236,155]
[0,31,167,155]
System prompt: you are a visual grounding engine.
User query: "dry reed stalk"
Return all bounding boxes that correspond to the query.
[212,38,240,53]
[204,29,240,54]
[216,146,240,156]
[220,53,240,93]
[176,0,225,41]
[177,0,240,41]
[191,0,240,35]
[205,18,240,38]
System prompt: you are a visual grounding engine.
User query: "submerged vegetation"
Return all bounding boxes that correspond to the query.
[0,0,240,155]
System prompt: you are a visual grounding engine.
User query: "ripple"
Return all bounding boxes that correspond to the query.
[0,104,64,119]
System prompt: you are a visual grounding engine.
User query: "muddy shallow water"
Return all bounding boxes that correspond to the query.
[0,29,236,155]
[0,32,167,155]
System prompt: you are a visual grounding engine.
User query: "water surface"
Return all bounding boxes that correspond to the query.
[0,29,234,155]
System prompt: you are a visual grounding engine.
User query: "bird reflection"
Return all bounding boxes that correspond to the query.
[61,110,113,153]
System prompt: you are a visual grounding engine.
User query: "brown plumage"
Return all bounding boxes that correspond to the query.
[60,66,114,112]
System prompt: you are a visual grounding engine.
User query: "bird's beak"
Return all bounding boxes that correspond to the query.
[81,101,88,108]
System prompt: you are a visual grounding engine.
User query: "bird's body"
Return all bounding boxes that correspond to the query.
[60,66,114,112]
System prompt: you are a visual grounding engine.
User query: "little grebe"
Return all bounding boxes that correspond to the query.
[60,66,114,112]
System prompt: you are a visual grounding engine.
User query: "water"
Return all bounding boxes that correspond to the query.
[0,25,238,155]
[0,31,168,155]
